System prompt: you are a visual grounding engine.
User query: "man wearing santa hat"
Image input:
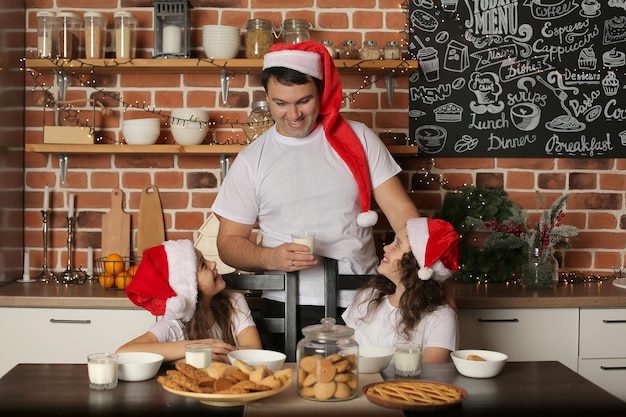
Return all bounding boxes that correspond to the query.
[212,41,420,337]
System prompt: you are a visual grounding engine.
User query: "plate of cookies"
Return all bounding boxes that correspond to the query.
[158,360,293,407]
[362,380,468,411]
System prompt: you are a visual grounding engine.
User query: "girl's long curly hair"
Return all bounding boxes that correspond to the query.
[182,289,238,345]
[354,250,447,341]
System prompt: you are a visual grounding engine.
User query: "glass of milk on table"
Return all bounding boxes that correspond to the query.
[87,353,118,390]
[185,342,212,368]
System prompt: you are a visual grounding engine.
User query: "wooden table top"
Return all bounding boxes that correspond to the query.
[0,361,623,416]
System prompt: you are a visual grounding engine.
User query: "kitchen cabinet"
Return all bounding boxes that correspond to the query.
[458,308,579,372]
[578,308,626,401]
[0,307,156,378]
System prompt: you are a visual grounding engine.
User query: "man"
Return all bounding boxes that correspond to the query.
[212,41,419,335]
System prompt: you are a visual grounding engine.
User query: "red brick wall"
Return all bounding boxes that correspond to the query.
[23,0,626,278]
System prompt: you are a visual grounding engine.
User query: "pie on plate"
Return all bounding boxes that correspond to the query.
[362,380,468,411]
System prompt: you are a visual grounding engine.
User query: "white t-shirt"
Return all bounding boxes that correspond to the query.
[212,121,401,306]
[147,292,256,345]
[341,287,458,351]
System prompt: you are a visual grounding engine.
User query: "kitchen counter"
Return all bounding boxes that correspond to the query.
[452,279,626,308]
[0,279,138,309]
[1,279,626,310]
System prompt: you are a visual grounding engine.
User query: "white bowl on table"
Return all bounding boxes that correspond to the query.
[358,346,394,373]
[450,349,508,378]
[227,349,286,371]
[117,352,164,381]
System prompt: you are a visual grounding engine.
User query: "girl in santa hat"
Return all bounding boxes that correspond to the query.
[117,239,261,363]
[342,218,460,363]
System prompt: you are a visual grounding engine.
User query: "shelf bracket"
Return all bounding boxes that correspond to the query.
[220,154,230,179]
[385,72,395,107]
[59,154,69,184]
[221,70,230,105]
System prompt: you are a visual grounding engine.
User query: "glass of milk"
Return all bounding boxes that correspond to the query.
[87,353,118,390]
[185,342,212,368]
[291,232,316,254]
[393,342,422,377]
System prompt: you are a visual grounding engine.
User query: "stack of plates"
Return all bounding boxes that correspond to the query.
[202,25,241,59]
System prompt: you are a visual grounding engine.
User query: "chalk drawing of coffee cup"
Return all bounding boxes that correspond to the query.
[415,125,447,154]
[510,103,541,131]
[417,47,440,82]
[580,0,600,17]
[619,130,626,146]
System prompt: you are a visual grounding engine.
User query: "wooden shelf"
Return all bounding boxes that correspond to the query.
[26,143,418,156]
[24,58,418,75]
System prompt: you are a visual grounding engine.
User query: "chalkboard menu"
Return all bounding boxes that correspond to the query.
[408,0,626,158]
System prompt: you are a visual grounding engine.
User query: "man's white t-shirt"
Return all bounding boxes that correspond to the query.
[147,292,256,344]
[342,288,458,351]
[212,121,401,306]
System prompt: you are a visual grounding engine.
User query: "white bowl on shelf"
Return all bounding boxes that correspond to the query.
[170,122,208,145]
[122,118,160,145]
[203,41,240,59]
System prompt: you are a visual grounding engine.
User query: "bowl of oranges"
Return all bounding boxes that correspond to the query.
[95,253,141,290]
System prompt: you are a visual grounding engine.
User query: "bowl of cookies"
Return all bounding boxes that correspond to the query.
[227,349,286,371]
[450,349,508,378]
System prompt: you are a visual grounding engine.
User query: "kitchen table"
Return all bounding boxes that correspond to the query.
[0,361,623,416]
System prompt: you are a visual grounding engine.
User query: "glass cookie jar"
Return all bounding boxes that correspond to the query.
[339,40,360,59]
[242,101,274,142]
[296,318,359,401]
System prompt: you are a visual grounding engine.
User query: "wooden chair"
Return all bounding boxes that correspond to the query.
[223,271,298,362]
[323,257,373,320]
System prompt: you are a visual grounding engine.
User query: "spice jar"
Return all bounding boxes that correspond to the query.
[296,318,358,401]
[57,12,81,59]
[320,40,337,58]
[242,101,274,142]
[339,40,360,59]
[84,12,106,59]
[281,18,310,44]
[245,18,274,59]
[114,12,137,59]
[383,41,401,60]
[360,40,381,60]
[36,11,57,58]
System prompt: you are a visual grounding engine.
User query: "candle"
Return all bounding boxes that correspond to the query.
[23,249,30,281]
[163,24,181,54]
[68,194,74,218]
[43,186,49,211]
[87,247,94,276]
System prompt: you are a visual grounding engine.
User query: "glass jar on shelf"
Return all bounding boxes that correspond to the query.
[383,41,402,60]
[339,40,360,59]
[242,101,274,142]
[57,12,81,59]
[320,40,337,58]
[36,11,57,58]
[360,40,381,60]
[245,18,274,59]
[281,18,311,44]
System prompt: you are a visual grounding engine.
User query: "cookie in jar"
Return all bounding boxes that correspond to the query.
[296,318,359,401]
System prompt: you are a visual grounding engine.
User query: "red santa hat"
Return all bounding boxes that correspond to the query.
[126,239,198,322]
[406,218,460,282]
[263,41,378,227]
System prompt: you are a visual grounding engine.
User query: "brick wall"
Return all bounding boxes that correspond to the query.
[23,0,626,278]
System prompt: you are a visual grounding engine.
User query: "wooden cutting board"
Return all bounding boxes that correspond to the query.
[137,185,165,254]
[101,188,131,258]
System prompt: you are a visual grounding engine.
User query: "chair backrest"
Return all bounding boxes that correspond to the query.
[323,257,373,319]
[223,271,298,362]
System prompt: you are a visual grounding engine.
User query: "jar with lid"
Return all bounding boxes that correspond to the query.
[114,12,137,59]
[339,40,360,59]
[57,12,81,59]
[383,41,401,60]
[245,18,274,59]
[242,101,274,143]
[281,18,310,44]
[320,40,337,58]
[36,11,57,58]
[360,40,381,60]
[84,12,106,59]
[296,318,358,401]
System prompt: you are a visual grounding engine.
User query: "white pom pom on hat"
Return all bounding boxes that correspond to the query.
[406,218,461,282]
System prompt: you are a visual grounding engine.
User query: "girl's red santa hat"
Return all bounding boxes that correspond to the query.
[126,239,198,322]
[263,41,378,227]
[406,218,460,281]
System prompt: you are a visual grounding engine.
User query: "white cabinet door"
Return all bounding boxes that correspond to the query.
[0,307,155,377]
[458,308,579,372]
[579,308,626,358]
[578,358,626,402]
